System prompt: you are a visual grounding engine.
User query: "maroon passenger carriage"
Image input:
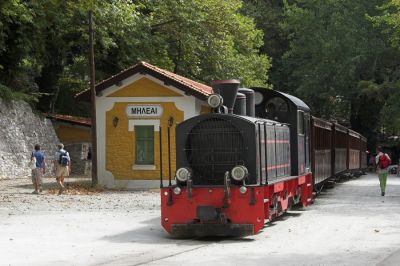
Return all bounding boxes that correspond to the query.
[160,80,313,237]
[310,119,368,192]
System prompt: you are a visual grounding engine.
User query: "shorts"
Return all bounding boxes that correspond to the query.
[56,166,69,177]
[31,168,43,184]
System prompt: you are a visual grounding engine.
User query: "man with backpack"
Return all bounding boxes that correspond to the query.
[375,147,391,196]
[54,143,70,195]
[30,144,46,194]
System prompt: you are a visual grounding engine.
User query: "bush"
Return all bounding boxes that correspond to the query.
[0,84,37,104]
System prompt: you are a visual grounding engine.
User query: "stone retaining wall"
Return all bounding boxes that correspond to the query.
[0,99,59,179]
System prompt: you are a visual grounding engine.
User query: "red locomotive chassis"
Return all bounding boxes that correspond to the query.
[161,173,312,237]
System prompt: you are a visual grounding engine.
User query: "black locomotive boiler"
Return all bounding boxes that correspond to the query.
[160,80,366,237]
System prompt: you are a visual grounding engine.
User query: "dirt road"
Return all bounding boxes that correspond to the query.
[1,173,400,266]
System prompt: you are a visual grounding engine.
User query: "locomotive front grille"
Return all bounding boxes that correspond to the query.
[186,118,244,185]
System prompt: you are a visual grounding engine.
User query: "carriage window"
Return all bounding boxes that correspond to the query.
[298,111,305,135]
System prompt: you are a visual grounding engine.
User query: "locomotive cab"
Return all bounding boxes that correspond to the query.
[252,88,311,176]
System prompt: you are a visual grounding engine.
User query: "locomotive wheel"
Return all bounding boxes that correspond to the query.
[268,194,279,221]
[269,194,278,213]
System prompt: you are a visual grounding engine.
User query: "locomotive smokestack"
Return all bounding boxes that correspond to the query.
[211,79,240,114]
[238,88,255,117]
[233,92,246,115]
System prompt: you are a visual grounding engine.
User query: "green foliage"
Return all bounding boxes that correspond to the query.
[143,0,270,87]
[371,1,400,48]
[0,83,37,103]
[380,86,400,135]
[0,0,399,143]
[282,1,383,118]
[0,0,41,92]
[0,0,271,116]
[241,0,290,89]
[368,0,400,136]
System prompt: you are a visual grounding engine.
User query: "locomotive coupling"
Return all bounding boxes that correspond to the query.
[222,172,231,208]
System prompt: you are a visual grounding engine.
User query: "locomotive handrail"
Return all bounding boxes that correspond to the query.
[159,126,163,188]
[258,123,263,185]
[187,178,192,199]
[167,125,172,186]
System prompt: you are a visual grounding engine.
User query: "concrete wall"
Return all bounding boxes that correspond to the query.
[0,99,59,179]
[64,142,91,176]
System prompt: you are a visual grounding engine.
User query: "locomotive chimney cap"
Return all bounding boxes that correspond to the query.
[211,79,240,85]
[211,79,241,114]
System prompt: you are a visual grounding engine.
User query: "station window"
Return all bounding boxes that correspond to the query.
[135,125,154,165]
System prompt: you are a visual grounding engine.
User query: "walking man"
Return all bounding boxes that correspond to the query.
[375,147,391,196]
[54,143,70,195]
[31,144,46,194]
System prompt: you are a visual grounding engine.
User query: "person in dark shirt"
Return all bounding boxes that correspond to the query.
[31,144,46,194]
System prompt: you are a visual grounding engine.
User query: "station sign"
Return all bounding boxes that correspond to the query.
[125,104,163,118]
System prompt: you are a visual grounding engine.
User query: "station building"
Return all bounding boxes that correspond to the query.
[76,61,212,188]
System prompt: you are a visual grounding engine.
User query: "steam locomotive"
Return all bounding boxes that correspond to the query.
[160,80,367,237]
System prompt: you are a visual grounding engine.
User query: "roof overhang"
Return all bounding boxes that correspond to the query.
[45,113,91,127]
[75,61,212,102]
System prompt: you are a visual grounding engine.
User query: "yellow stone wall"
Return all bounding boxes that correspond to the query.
[54,125,91,144]
[105,102,184,180]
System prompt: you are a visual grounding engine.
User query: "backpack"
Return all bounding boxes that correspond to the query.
[378,154,391,169]
[28,152,37,170]
[59,150,70,167]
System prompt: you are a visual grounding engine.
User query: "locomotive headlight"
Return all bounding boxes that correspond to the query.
[207,94,223,108]
[176,167,191,182]
[231,165,248,181]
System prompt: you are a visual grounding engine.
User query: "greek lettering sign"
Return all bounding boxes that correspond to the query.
[126,104,163,118]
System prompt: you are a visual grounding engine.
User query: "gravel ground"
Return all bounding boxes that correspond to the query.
[1,174,400,266]
[0,177,159,214]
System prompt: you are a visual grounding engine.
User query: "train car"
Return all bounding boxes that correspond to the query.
[311,117,333,188]
[160,81,313,237]
[310,118,368,188]
[360,136,367,170]
[348,129,361,172]
[332,123,348,175]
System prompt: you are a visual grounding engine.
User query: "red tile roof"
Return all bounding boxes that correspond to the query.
[45,113,91,127]
[141,61,212,96]
[75,61,213,101]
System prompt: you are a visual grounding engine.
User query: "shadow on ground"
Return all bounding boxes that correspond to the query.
[101,216,257,245]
